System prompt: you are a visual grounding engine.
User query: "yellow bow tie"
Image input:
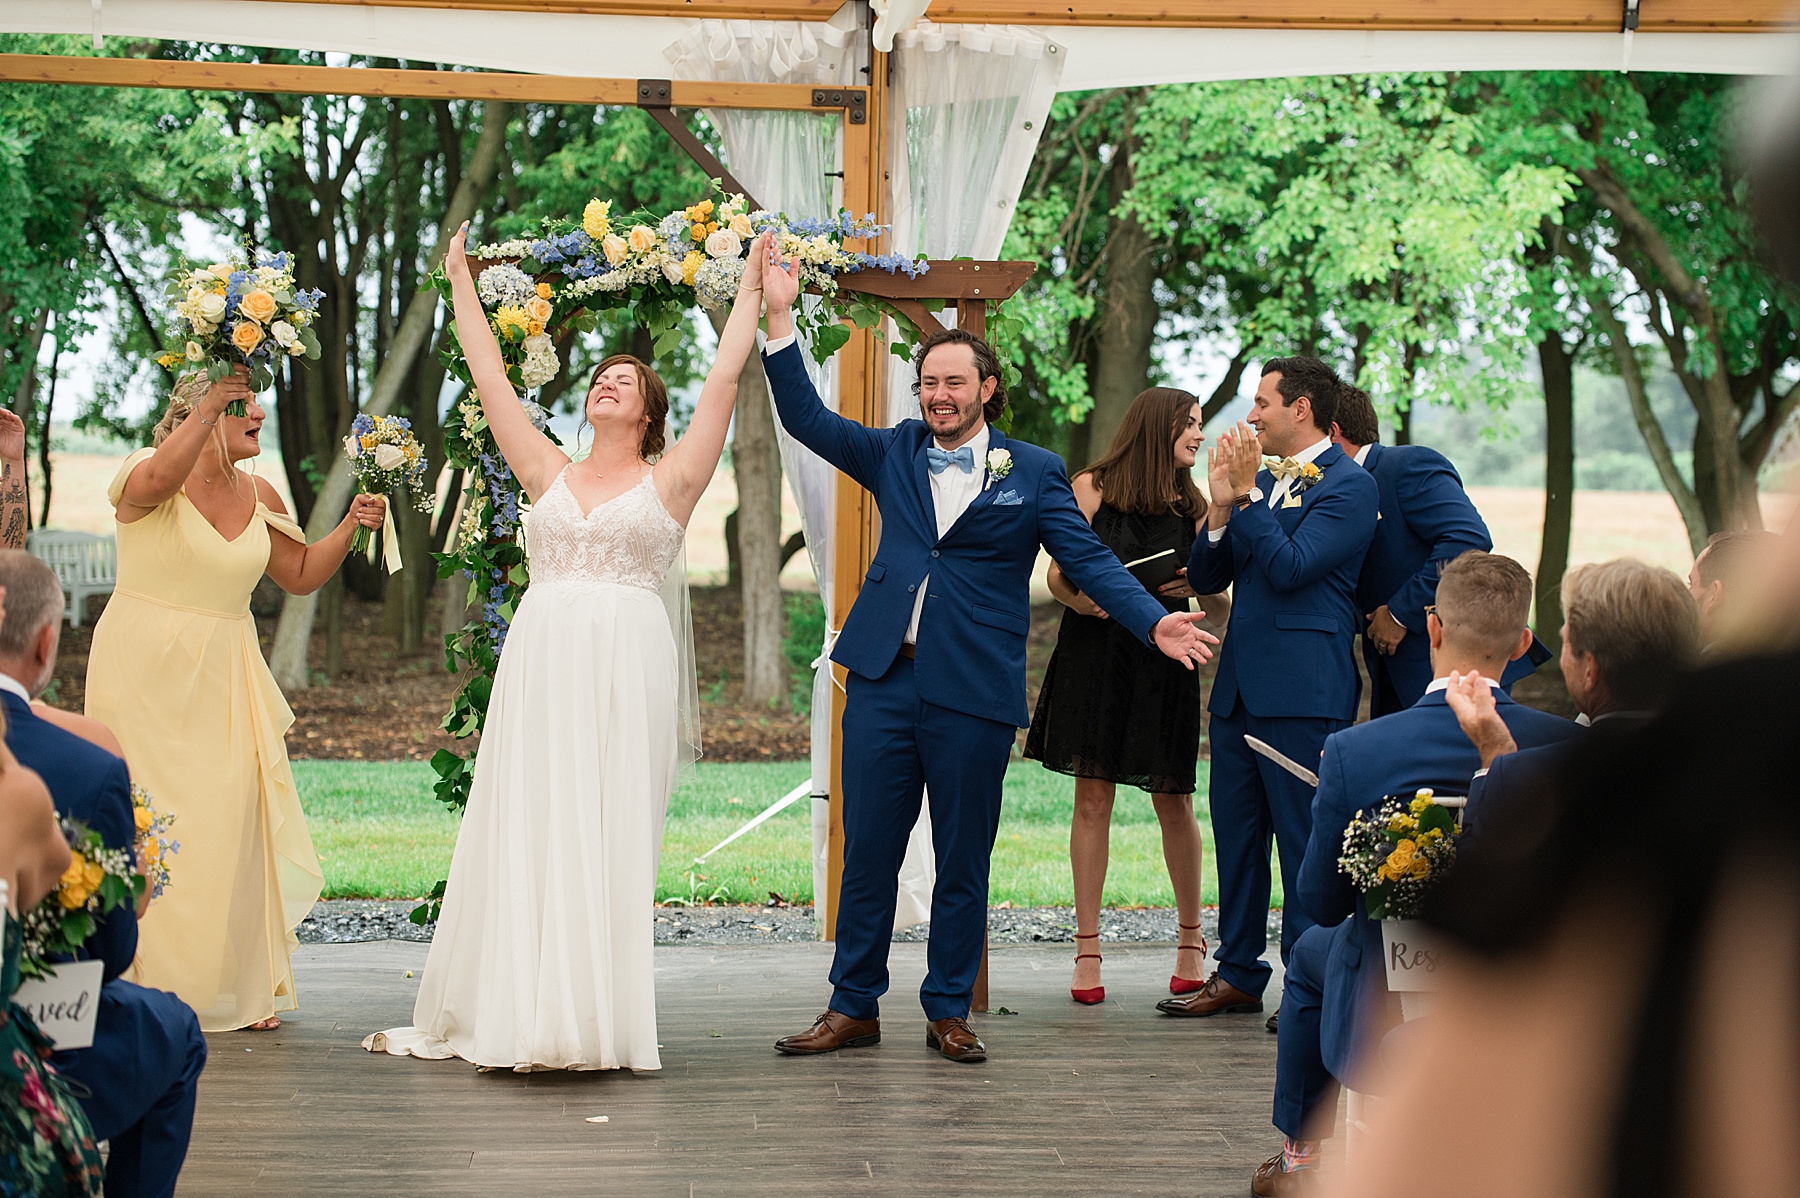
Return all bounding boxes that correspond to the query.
[1263,455,1303,481]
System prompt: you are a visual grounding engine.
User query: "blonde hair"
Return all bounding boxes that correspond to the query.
[1563,559,1699,710]
[151,372,244,491]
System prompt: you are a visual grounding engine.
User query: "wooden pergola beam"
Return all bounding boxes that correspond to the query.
[0,53,823,109]
[165,0,1793,33]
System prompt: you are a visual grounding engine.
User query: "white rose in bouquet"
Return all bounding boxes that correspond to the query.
[195,292,227,323]
[271,320,298,348]
[704,228,743,259]
[661,256,686,285]
[343,434,363,458]
[373,443,407,472]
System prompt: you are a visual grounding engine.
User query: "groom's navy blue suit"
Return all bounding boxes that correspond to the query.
[1188,443,1377,999]
[3,690,206,1198]
[1272,687,1578,1135]
[764,342,1170,1020]
[1356,442,1550,715]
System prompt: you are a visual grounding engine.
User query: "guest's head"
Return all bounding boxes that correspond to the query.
[1427,552,1535,677]
[1084,387,1206,518]
[585,354,669,459]
[1689,528,1782,648]
[0,551,62,698]
[154,369,268,465]
[912,327,1006,447]
[1250,357,1340,457]
[1560,559,1699,717]
[1329,383,1381,455]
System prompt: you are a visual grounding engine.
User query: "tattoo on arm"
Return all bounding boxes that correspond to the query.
[1,461,25,548]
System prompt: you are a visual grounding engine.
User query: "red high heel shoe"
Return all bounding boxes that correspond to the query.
[1071,932,1105,1005]
[1169,921,1209,995]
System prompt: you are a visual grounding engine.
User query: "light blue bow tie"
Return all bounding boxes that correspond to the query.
[927,445,975,475]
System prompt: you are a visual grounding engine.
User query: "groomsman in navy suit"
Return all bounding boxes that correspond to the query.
[0,553,205,1198]
[755,243,1218,1062]
[1250,553,1580,1196]
[1328,384,1549,716]
[1163,359,1377,1021]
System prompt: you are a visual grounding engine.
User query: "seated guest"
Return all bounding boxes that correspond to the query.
[1688,528,1781,650]
[0,551,205,1198]
[1330,385,1548,715]
[1252,552,1581,1195]
[1447,558,1699,838]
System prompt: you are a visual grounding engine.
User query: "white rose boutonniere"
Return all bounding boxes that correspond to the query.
[984,447,1013,491]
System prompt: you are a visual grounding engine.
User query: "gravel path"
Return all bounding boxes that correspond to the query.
[298,900,1284,947]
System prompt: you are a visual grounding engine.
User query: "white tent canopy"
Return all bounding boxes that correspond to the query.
[7,0,1795,82]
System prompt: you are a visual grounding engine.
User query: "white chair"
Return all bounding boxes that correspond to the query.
[25,529,117,629]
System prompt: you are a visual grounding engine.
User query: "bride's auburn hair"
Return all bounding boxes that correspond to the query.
[588,354,670,459]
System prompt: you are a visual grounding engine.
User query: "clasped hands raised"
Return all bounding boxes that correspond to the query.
[1206,421,1266,509]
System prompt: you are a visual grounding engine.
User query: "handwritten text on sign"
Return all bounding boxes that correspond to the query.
[1379,919,1455,993]
[13,960,104,1050]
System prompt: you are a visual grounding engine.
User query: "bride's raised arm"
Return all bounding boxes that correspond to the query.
[444,222,569,503]
[655,231,769,528]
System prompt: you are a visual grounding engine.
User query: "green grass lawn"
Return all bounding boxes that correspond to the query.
[293,758,1284,909]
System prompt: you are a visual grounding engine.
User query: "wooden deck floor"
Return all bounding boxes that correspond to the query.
[181,940,1287,1197]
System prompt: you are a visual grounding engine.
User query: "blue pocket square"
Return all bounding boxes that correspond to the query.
[993,489,1022,506]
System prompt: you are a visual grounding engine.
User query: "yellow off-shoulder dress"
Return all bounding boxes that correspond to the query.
[85,448,323,1031]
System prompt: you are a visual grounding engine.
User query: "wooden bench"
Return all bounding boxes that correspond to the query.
[25,529,117,629]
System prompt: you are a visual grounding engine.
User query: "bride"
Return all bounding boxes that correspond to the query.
[365,223,767,1071]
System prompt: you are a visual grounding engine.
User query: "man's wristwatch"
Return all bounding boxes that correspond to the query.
[1233,486,1264,510]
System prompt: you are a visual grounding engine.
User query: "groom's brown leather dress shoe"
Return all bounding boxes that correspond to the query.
[1155,971,1264,1017]
[1251,1153,1320,1196]
[774,1010,880,1055]
[925,1017,987,1062]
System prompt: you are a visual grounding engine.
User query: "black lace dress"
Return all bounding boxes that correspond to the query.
[1025,503,1202,795]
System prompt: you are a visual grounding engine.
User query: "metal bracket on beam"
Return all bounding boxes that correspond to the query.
[1621,0,1640,31]
[635,79,761,210]
[812,87,867,125]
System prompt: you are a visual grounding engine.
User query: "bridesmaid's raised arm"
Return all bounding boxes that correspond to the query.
[115,370,253,523]
[445,223,568,504]
[656,232,769,528]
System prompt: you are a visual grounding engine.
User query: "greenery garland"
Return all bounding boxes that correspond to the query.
[411,188,925,922]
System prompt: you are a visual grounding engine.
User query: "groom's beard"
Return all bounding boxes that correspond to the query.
[928,402,983,446]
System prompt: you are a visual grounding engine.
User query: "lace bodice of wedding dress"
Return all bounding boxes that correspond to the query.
[528,468,684,593]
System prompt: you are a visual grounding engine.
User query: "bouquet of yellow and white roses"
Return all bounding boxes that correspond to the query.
[20,820,143,981]
[1338,788,1460,920]
[156,249,324,416]
[342,413,434,558]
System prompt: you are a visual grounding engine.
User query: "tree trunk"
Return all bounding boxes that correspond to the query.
[1534,332,1576,657]
[9,308,47,421]
[35,330,60,529]
[1201,348,1250,426]
[267,100,511,691]
[1591,305,1708,555]
[711,310,785,704]
[1086,101,1156,460]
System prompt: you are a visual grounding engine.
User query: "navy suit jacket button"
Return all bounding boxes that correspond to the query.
[930,549,940,558]
[907,584,916,592]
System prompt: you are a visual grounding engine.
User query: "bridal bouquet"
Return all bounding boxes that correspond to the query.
[20,820,143,981]
[1337,788,1460,920]
[132,783,178,904]
[156,249,324,415]
[342,413,434,556]
[446,187,926,395]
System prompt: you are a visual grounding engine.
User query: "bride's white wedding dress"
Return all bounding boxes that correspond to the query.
[364,466,684,1071]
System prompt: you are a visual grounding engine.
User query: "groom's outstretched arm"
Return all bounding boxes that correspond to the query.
[760,340,891,492]
[1037,454,1168,646]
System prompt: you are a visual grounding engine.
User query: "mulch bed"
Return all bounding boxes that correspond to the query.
[48,583,1568,765]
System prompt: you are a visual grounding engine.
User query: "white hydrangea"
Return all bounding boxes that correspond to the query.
[519,332,560,389]
[476,264,538,310]
[471,238,534,260]
[692,255,745,310]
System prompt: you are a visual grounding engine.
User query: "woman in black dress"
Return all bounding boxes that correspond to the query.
[1025,387,1227,1005]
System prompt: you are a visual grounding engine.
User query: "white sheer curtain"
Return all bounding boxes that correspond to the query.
[665,18,941,931]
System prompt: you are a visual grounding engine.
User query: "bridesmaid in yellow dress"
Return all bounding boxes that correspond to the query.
[84,369,386,1032]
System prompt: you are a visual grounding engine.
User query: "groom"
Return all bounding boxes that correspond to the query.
[758,244,1218,1063]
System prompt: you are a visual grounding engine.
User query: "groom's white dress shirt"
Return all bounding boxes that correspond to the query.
[1207,434,1333,545]
[0,673,29,705]
[763,330,989,646]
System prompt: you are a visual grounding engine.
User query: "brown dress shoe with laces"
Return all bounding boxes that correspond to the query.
[774,1010,880,1055]
[925,1017,987,1062]
[1154,971,1264,1017]
[1251,1152,1320,1196]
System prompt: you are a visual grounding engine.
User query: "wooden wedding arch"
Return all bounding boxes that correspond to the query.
[2,0,1791,1010]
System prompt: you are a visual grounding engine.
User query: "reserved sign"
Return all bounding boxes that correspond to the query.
[1379,919,1455,993]
[14,960,104,1050]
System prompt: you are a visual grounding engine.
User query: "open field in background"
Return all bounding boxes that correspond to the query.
[294,758,1237,909]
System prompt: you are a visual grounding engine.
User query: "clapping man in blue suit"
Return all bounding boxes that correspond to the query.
[0,552,205,1198]
[1250,553,1580,1196]
[756,243,1219,1063]
[1161,358,1377,1023]
[1329,385,1549,715]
